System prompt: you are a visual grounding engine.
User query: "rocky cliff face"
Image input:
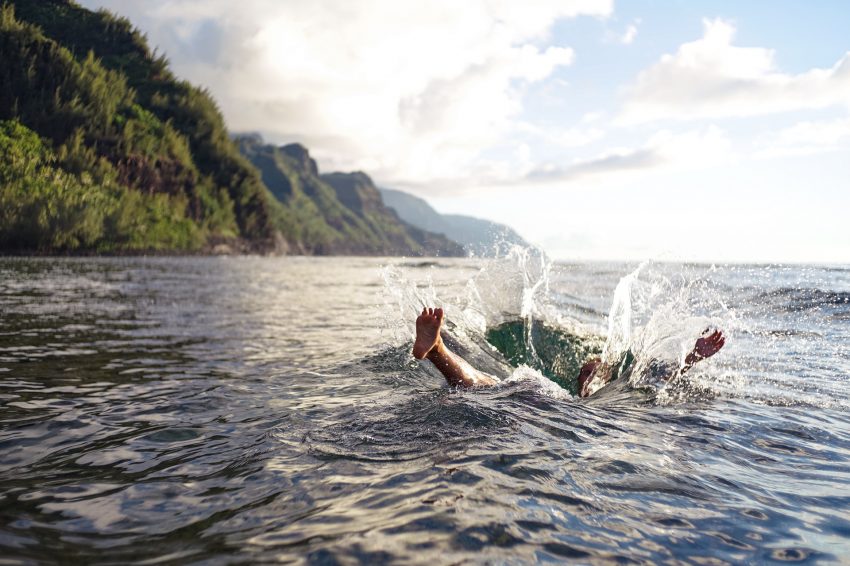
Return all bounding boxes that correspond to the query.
[322,171,465,257]
[238,137,464,256]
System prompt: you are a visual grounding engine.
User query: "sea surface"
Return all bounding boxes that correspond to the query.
[1,255,849,564]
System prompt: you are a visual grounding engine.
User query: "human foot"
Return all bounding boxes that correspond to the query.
[693,329,725,359]
[682,329,725,373]
[413,307,444,359]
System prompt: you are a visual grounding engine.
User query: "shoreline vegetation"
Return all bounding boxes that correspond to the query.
[0,0,516,257]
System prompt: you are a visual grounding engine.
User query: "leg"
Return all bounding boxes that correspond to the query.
[413,307,499,388]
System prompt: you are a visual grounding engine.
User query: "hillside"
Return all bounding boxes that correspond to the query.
[1,0,277,252]
[0,0,463,256]
[379,188,530,257]
[238,136,463,256]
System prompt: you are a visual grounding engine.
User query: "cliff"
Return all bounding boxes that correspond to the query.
[238,137,464,256]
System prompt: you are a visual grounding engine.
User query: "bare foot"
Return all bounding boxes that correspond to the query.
[682,328,726,372]
[694,329,725,359]
[413,307,443,359]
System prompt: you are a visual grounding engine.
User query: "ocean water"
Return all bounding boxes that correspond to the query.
[1,255,849,564]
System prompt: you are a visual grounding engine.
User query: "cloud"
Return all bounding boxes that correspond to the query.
[618,18,641,45]
[516,121,606,149]
[528,147,661,182]
[604,18,639,45]
[78,0,612,187]
[755,117,850,158]
[620,23,639,45]
[619,18,850,124]
[526,125,730,183]
[773,117,850,146]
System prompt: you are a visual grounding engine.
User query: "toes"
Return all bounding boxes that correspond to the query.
[419,307,446,321]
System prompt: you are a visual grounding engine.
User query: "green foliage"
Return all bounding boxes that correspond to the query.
[9,0,276,242]
[0,120,105,249]
[0,119,202,251]
[0,1,267,252]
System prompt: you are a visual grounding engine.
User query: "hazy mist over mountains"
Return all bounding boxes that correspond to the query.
[379,188,529,257]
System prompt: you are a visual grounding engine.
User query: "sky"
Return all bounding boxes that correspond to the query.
[79,0,850,263]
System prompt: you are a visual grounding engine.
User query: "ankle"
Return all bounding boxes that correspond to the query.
[425,338,445,361]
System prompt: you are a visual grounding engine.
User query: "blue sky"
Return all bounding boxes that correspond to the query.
[80,0,850,263]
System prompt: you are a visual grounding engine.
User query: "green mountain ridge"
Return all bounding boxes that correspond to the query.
[0,0,464,256]
[321,171,464,256]
[237,135,463,256]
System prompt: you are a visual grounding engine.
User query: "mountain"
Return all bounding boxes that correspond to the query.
[237,136,464,256]
[0,0,461,256]
[379,188,530,257]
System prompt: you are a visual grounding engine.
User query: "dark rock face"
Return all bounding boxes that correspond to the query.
[280,144,319,177]
[321,172,465,257]
[321,172,385,214]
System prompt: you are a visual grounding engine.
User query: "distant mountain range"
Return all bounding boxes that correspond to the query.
[379,188,529,257]
[0,0,525,257]
[236,135,463,256]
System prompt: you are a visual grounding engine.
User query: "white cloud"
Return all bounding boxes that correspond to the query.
[619,18,850,124]
[774,117,850,146]
[619,19,640,45]
[516,121,606,149]
[79,0,612,187]
[755,117,850,158]
[604,18,639,45]
[528,147,661,182]
[526,125,731,183]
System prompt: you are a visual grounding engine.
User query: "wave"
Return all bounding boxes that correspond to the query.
[749,287,850,313]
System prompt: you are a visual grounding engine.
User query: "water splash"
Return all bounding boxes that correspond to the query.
[601,261,645,363]
[591,262,735,398]
[380,249,850,408]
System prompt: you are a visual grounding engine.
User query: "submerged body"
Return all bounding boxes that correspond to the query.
[413,307,725,396]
